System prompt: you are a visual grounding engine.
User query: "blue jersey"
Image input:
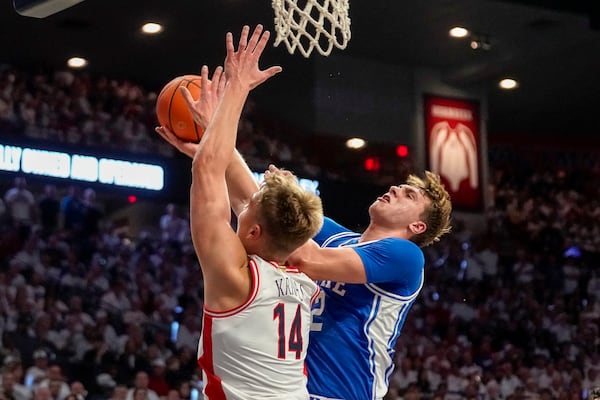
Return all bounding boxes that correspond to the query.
[306,217,424,400]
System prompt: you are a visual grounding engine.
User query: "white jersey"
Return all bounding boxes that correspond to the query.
[198,255,320,400]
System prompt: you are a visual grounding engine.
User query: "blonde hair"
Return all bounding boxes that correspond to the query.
[406,171,452,247]
[256,172,323,254]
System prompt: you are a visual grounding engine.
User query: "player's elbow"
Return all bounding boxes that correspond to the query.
[192,152,218,177]
[192,150,229,176]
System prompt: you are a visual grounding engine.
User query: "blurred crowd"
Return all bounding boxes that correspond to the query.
[0,64,172,158]
[1,176,203,400]
[0,63,599,400]
[385,162,600,399]
[0,63,412,185]
[1,160,599,400]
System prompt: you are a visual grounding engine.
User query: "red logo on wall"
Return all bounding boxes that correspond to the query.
[424,95,482,211]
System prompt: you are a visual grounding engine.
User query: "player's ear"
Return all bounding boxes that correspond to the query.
[408,221,426,235]
[247,223,262,240]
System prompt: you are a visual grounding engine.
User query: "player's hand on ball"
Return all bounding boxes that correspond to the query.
[155,125,198,158]
[180,65,226,131]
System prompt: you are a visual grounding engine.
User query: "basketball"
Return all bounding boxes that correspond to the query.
[156,75,203,143]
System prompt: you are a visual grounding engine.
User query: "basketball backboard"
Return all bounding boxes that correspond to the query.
[13,0,85,18]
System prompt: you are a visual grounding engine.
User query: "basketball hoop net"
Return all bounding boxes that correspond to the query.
[271,0,351,57]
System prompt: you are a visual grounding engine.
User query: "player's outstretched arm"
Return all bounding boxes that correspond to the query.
[287,241,368,283]
[157,54,269,218]
[189,25,281,311]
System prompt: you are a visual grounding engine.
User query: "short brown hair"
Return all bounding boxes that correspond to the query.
[256,172,323,254]
[406,171,452,247]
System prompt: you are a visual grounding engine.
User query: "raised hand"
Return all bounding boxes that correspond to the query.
[180,65,226,131]
[224,25,282,91]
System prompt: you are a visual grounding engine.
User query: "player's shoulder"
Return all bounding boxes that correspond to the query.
[361,236,421,251]
[379,236,422,251]
[358,237,424,266]
[315,217,359,244]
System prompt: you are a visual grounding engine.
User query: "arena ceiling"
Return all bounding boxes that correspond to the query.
[0,0,599,141]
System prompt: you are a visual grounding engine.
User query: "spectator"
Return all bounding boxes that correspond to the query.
[69,381,87,400]
[81,188,103,238]
[109,385,128,400]
[38,185,60,237]
[33,385,52,400]
[158,204,187,247]
[173,314,199,352]
[498,362,522,398]
[125,372,159,400]
[4,176,36,230]
[61,186,85,233]
[100,278,131,316]
[37,364,70,400]
[511,247,535,286]
[1,368,32,400]
[115,340,149,386]
[147,359,169,398]
[522,378,540,399]
[174,381,192,400]
[24,348,50,387]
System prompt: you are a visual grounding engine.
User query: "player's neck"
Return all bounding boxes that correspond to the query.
[360,223,406,243]
[254,246,288,264]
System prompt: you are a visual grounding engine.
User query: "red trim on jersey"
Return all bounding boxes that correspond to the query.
[203,258,260,318]
[198,316,226,400]
[310,286,321,306]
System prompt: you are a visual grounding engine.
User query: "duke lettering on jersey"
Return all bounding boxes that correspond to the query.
[316,280,347,296]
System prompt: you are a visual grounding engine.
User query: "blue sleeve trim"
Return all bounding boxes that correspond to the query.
[353,238,424,286]
[314,217,349,245]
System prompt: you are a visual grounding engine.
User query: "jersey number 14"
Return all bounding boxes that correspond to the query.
[273,303,303,360]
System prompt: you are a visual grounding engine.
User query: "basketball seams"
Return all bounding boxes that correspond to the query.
[156,75,203,143]
[184,79,202,142]
[167,77,186,139]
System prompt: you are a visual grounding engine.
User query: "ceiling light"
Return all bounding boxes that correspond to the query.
[346,138,366,149]
[499,78,519,90]
[142,22,163,35]
[449,27,469,38]
[67,57,88,68]
[469,34,491,51]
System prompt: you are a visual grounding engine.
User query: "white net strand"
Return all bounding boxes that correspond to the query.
[272,0,351,57]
